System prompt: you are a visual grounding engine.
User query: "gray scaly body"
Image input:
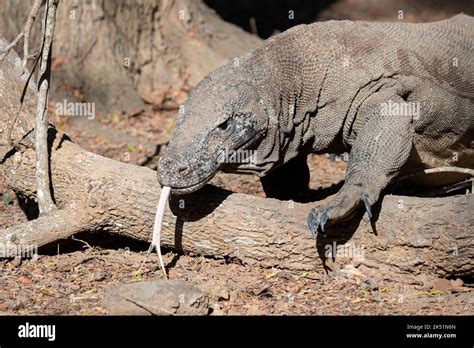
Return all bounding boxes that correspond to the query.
[159,15,473,234]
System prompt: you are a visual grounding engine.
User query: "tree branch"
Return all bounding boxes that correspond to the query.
[22,0,43,71]
[0,0,43,64]
[35,0,59,214]
[0,207,95,257]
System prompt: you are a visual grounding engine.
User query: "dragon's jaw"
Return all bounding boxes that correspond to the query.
[165,171,218,195]
[159,133,267,194]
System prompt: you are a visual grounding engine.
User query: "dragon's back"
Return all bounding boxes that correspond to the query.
[282,15,474,173]
[250,15,474,182]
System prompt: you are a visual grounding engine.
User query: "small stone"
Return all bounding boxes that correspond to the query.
[11,256,22,267]
[451,286,470,293]
[16,295,30,306]
[277,270,295,281]
[199,280,230,300]
[431,278,452,291]
[360,277,378,291]
[339,264,368,282]
[213,286,229,300]
[210,303,224,316]
[87,197,97,208]
[306,272,323,280]
[251,284,271,296]
[450,278,463,288]
[94,272,106,281]
[19,276,32,285]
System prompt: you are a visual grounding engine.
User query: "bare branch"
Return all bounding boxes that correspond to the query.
[0,31,25,62]
[0,208,94,257]
[22,0,43,71]
[35,0,59,214]
[0,0,43,63]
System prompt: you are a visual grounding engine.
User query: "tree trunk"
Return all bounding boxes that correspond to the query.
[1,46,472,280]
[0,0,261,113]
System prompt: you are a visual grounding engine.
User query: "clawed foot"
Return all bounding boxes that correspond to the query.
[308,208,329,237]
[308,193,373,238]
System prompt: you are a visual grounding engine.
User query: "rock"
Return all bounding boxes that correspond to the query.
[277,270,295,281]
[431,278,452,291]
[306,272,324,281]
[210,303,224,316]
[451,286,470,293]
[249,283,271,297]
[450,278,463,288]
[55,259,73,272]
[11,256,21,267]
[18,276,32,285]
[93,272,106,281]
[198,280,230,300]
[415,275,434,290]
[16,295,30,307]
[337,264,368,283]
[360,277,378,291]
[5,299,18,310]
[101,279,209,315]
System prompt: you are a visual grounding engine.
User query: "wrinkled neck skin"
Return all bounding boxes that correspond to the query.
[227,36,346,177]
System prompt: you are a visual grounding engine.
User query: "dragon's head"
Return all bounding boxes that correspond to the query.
[158,66,270,194]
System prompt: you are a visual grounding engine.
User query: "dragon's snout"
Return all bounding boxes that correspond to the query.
[159,157,190,177]
[158,155,215,194]
[157,156,189,187]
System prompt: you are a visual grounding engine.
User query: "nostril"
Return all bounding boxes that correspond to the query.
[178,166,188,175]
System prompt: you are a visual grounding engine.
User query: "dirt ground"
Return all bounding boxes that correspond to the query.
[0,107,472,315]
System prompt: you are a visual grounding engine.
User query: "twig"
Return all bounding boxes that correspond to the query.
[0,0,43,64]
[35,0,59,214]
[71,234,93,250]
[0,32,25,61]
[22,0,43,71]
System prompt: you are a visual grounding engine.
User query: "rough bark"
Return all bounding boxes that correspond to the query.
[0,0,261,113]
[1,46,472,279]
[34,0,59,214]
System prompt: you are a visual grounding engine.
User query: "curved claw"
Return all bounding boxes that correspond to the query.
[308,208,319,238]
[363,194,372,220]
[308,208,328,238]
[319,211,329,233]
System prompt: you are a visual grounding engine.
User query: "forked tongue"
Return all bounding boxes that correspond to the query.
[149,185,171,279]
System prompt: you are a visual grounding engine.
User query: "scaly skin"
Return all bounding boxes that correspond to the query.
[158,15,473,236]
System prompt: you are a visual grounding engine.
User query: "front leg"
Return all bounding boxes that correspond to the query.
[308,93,415,236]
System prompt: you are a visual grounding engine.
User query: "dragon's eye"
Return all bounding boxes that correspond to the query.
[218,119,231,131]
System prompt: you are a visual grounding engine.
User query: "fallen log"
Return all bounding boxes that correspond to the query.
[1,39,472,279]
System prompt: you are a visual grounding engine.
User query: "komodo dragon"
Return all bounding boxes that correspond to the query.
[158,14,473,236]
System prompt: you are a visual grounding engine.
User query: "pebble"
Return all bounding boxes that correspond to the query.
[94,272,106,281]
[210,303,224,316]
[432,278,452,291]
[11,256,22,267]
